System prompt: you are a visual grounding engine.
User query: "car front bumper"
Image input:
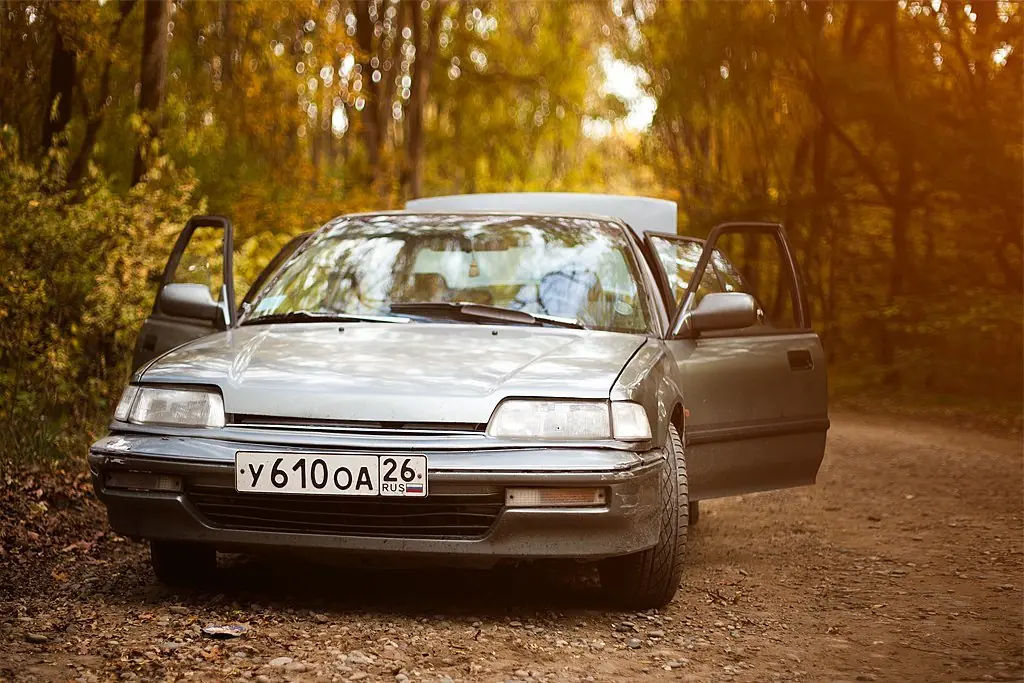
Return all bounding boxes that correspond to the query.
[88,432,665,564]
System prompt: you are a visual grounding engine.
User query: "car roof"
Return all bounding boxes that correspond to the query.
[403,193,678,236]
[334,208,638,231]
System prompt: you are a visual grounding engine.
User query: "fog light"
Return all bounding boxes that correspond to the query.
[505,487,607,508]
[105,471,183,493]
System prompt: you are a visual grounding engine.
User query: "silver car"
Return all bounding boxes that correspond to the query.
[89,193,828,609]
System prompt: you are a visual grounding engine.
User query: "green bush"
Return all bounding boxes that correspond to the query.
[0,128,199,463]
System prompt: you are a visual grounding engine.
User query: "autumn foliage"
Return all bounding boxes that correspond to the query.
[0,0,1021,462]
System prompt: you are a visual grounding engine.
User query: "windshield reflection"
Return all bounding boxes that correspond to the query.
[244,214,651,333]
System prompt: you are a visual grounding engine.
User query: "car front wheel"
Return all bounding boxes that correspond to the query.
[598,423,688,610]
[150,541,216,586]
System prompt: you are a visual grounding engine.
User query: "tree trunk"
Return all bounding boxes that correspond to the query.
[663,124,688,210]
[879,3,915,388]
[131,0,171,187]
[880,149,914,386]
[803,0,831,333]
[67,0,136,186]
[741,233,761,295]
[405,0,445,198]
[808,120,829,325]
[220,0,233,89]
[378,5,404,155]
[354,0,382,180]
[43,14,75,151]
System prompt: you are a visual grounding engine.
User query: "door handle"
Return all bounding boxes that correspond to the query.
[787,349,813,371]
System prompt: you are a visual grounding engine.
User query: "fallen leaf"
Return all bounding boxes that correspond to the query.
[202,623,250,639]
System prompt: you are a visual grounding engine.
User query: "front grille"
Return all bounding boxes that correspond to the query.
[187,484,503,539]
[228,414,486,435]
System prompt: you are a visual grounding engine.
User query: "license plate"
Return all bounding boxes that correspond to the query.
[234,453,428,497]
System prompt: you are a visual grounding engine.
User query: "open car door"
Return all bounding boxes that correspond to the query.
[131,220,316,373]
[131,216,236,372]
[647,223,829,501]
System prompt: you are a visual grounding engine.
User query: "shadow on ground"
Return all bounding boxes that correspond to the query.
[91,526,713,619]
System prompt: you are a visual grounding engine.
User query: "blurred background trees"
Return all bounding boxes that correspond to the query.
[620,0,1022,397]
[0,0,1021,460]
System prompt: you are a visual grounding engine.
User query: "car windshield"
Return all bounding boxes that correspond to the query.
[243,213,652,333]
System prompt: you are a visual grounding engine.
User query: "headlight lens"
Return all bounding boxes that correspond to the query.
[487,400,611,440]
[611,402,653,441]
[113,385,141,422]
[486,400,653,442]
[128,386,225,428]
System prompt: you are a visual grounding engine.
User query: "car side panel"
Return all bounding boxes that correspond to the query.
[609,339,683,452]
[131,314,216,373]
[666,331,828,500]
[685,431,827,499]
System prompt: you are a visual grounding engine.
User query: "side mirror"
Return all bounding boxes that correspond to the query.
[159,283,222,322]
[682,292,758,334]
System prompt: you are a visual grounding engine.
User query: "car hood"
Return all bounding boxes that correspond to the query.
[138,324,645,424]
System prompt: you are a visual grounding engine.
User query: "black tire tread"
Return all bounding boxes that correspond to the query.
[599,423,688,609]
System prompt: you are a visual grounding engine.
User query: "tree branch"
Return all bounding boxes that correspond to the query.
[67,0,136,186]
[798,70,895,206]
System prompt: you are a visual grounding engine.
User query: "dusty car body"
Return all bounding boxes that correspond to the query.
[89,193,829,608]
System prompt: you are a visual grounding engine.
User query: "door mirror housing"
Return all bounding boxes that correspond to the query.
[681,292,758,335]
[159,283,222,322]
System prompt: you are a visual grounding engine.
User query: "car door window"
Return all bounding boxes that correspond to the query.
[171,226,225,304]
[648,236,722,311]
[711,232,800,330]
[710,249,748,293]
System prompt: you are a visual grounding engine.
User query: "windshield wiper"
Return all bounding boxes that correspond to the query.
[388,302,584,329]
[240,310,409,326]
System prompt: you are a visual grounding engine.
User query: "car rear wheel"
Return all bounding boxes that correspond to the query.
[150,541,216,586]
[598,423,687,610]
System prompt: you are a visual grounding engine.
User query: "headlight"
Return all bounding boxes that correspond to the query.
[486,400,651,442]
[113,385,141,422]
[127,386,225,428]
[610,401,653,441]
[487,400,609,439]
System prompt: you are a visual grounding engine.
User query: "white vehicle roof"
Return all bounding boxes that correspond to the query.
[404,192,678,236]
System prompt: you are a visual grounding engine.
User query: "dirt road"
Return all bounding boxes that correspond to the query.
[2,414,1021,682]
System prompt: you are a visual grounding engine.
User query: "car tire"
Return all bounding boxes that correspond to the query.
[688,500,700,526]
[150,541,216,586]
[598,423,687,610]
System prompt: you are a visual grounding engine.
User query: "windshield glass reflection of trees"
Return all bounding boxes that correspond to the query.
[246,214,651,333]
